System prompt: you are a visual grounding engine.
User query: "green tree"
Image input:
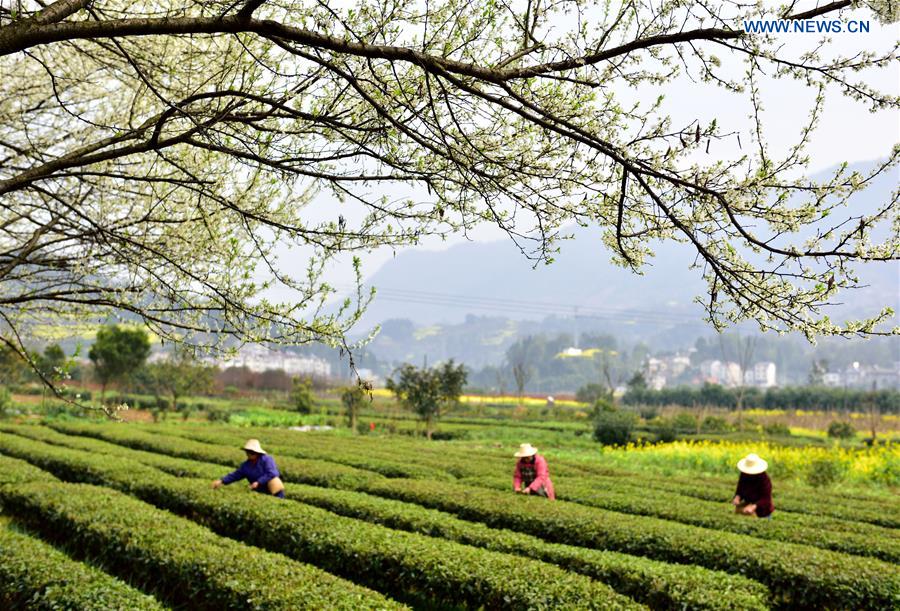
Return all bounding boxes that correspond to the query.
[36,344,66,379]
[576,383,612,405]
[140,350,215,415]
[88,325,151,401]
[387,360,467,440]
[808,360,829,386]
[593,411,638,446]
[341,384,368,433]
[0,344,32,387]
[290,376,316,414]
[0,0,895,397]
[35,344,67,408]
[626,371,648,391]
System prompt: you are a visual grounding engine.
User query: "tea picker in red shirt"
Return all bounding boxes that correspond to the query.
[732,453,774,518]
[212,439,286,498]
[513,443,556,500]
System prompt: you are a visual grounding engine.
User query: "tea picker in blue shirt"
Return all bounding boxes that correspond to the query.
[212,439,286,498]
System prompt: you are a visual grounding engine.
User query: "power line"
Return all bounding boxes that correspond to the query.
[336,284,708,327]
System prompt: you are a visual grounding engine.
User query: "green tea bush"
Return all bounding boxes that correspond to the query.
[21,426,766,611]
[0,453,60,485]
[33,424,900,607]
[561,461,900,529]
[49,422,381,489]
[0,482,404,611]
[356,478,899,609]
[0,435,642,610]
[111,423,455,482]
[258,482,770,610]
[0,518,166,611]
[458,473,900,562]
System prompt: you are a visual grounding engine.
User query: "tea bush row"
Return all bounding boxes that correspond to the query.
[3,425,767,611]
[0,517,167,611]
[352,478,899,609]
[1,424,225,480]
[151,424,454,481]
[51,422,380,489]
[456,475,899,562]
[262,481,770,610]
[269,428,897,528]
[0,435,642,610]
[159,423,898,539]
[45,424,899,609]
[0,478,405,611]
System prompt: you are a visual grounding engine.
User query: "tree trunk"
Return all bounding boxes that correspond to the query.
[426,414,434,440]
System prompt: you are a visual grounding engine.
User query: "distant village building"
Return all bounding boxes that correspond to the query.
[214,345,331,378]
[699,359,743,387]
[744,362,777,388]
[644,353,692,390]
[826,362,900,390]
[822,372,842,387]
[867,364,900,389]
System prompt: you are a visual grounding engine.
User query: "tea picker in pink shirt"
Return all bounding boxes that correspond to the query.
[512,443,556,500]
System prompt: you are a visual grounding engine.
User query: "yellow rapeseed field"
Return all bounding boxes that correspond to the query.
[371,388,583,408]
[598,440,900,486]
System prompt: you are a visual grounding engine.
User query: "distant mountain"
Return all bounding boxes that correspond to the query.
[357,234,706,328]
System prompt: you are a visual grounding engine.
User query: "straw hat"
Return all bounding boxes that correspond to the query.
[242,439,266,455]
[514,443,538,458]
[737,453,767,474]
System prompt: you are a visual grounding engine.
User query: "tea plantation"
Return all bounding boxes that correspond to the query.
[0,422,897,609]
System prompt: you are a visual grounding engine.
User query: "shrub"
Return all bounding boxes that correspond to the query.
[28,424,900,608]
[459,472,899,562]
[763,422,791,436]
[291,376,315,414]
[827,421,856,439]
[0,386,11,412]
[238,480,771,611]
[638,406,658,420]
[701,416,732,433]
[651,418,677,443]
[671,412,698,433]
[591,396,618,416]
[806,457,845,488]
[593,411,637,446]
[576,383,611,405]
